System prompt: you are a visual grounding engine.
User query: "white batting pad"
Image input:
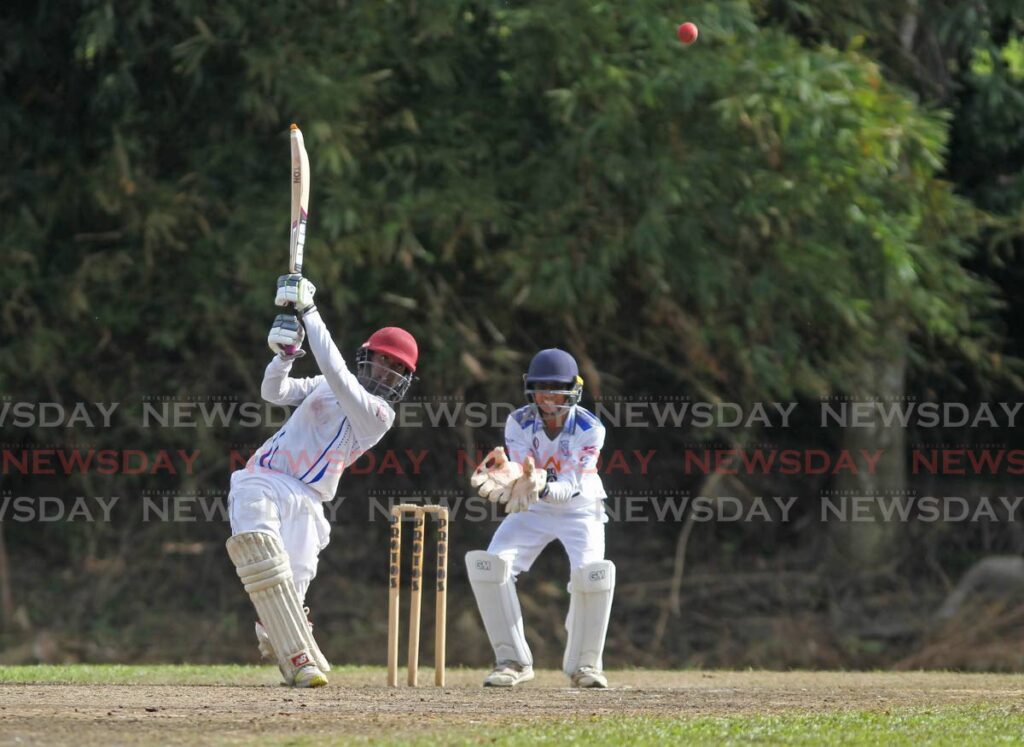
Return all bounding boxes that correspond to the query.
[226,531,330,679]
[563,560,615,675]
[465,551,533,666]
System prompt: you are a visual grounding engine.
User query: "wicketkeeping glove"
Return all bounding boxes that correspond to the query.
[504,456,547,513]
[268,314,306,360]
[275,273,317,314]
[470,447,523,505]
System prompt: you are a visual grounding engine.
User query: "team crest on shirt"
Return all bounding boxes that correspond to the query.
[543,457,562,474]
[532,436,540,450]
[559,439,571,458]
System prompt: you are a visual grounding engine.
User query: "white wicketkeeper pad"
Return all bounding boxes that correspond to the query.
[563,560,615,675]
[226,531,330,679]
[465,551,533,666]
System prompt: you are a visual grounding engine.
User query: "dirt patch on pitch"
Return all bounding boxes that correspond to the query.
[1,670,1023,745]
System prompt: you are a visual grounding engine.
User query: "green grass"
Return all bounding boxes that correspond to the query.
[480,709,1024,746]
[235,708,1024,746]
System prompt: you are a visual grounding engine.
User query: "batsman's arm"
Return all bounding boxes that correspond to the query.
[261,356,320,406]
[302,308,395,438]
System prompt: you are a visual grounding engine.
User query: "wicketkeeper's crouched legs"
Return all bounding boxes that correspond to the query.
[226,531,330,687]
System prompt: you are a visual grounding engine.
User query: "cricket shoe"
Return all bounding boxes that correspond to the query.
[292,663,328,688]
[570,666,608,688]
[483,661,535,687]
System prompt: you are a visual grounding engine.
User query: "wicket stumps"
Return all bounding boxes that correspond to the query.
[387,503,448,687]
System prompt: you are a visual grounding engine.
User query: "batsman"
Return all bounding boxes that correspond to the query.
[224,123,419,688]
[225,278,418,688]
[467,349,615,688]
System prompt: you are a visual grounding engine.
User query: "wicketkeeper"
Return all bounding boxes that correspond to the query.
[467,348,615,688]
[225,274,418,687]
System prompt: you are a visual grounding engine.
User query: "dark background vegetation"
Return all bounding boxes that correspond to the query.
[2,0,1023,670]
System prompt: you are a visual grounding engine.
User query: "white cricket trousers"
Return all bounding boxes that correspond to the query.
[487,504,607,577]
[228,469,331,603]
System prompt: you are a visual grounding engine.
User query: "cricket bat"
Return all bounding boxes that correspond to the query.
[289,123,310,273]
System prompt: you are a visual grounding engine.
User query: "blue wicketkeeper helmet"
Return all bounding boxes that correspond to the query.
[523,348,583,411]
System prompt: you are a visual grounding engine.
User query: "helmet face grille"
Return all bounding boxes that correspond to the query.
[524,376,583,413]
[356,348,413,404]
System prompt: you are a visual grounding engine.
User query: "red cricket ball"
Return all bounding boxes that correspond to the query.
[677,22,699,45]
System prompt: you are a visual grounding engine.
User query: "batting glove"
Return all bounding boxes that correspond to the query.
[268,314,306,360]
[276,273,317,314]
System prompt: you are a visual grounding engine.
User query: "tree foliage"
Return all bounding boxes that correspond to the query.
[1,0,1010,406]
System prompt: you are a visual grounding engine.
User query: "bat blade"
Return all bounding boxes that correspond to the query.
[289,123,310,274]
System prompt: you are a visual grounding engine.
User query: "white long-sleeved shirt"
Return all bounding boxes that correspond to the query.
[243,309,395,501]
[504,404,607,513]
